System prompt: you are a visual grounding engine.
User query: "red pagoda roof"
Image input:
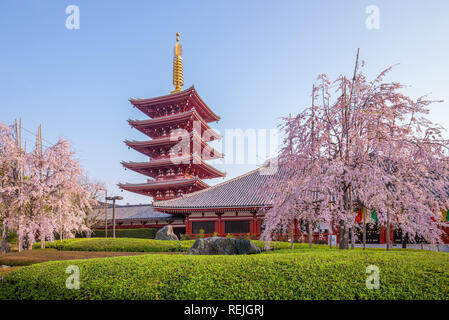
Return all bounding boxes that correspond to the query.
[129,86,220,123]
[118,178,209,196]
[128,109,220,139]
[121,155,226,179]
[125,132,224,160]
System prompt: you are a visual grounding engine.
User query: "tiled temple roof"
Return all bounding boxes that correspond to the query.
[124,132,224,159]
[127,109,221,139]
[154,165,286,211]
[118,177,210,190]
[101,204,178,221]
[129,86,220,122]
[128,207,174,220]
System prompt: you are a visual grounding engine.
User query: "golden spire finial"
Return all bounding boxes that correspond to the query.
[171,32,184,94]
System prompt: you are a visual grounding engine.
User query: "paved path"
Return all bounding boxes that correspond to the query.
[353,243,449,252]
[0,249,184,267]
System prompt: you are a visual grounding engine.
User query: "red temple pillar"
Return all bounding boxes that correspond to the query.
[379,225,394,244]
[216,212,223,236]
[185,214,191,236]
[251,212,257,236]
[380,226,386,244]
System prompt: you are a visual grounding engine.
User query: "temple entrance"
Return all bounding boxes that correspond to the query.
[173,227,186,238]
[355,223,380,243]
[224,220,250,234]
[393,228,403,244]
[191,221,215,234]
[394,228,428,244]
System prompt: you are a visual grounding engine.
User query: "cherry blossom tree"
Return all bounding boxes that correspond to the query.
[0,123,100,250]
[79,177,106,238]
[0,123,30,251]
[261,52,449,250]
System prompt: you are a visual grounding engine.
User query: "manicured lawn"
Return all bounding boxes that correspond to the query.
[1,247,448,300]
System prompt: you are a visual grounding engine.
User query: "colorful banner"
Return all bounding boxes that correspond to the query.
[355,209,363,223]
[371,210,378,223]
[442,209,449,222]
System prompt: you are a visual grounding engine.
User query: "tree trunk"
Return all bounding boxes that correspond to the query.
[340,183,352,250]
[41,230,45,249]
[402,232,407,249]
[21,235,28,251]
[339,220,349,249]
[350,227,355,249]
[17,230,22,252]
[329,220,333,249]
[0,226,6,242]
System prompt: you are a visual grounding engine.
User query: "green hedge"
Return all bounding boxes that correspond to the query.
[31,238,311,253]
[33,238,195,252]
[0,229,18,244]
[1,249,448,299]
[90,228,157,239]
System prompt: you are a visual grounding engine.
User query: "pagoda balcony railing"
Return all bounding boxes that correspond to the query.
[152,175,194,182]
[147,175,195,183]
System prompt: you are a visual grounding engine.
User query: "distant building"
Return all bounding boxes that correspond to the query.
[154,166,278,238]
[95,203,185,238]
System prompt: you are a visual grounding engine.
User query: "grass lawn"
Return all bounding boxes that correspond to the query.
[1,242,448,300]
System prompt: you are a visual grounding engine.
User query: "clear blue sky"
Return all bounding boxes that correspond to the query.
[1,0,449,204]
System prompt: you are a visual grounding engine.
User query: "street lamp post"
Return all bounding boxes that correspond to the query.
[105,196,123,238]
[104,190,108,238]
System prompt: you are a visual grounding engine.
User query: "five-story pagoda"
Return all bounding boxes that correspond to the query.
[119,33,225,201]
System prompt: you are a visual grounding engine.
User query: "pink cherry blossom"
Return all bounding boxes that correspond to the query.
[0,124,101,250]
[260,59,449,250]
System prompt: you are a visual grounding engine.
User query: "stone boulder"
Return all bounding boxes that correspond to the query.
[155,225,179,240]
[187,237,261,255]
[0,240,10,254]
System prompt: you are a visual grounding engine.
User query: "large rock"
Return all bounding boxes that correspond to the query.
[187,237,261,255]
[155,225,179,240]
[0,240,10,254]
